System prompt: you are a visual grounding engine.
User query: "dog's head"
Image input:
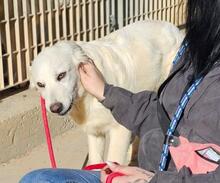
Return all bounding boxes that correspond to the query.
[31,41,89,115]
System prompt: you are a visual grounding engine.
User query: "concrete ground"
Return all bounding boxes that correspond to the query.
[0,128,88,183]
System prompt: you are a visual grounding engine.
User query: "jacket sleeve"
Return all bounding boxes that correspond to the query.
[101,83,161,137]
[150,166,220,183]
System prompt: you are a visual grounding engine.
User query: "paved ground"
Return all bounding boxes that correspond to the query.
[0,128,88,183]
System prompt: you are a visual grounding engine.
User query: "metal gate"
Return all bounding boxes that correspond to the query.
[0,0,186,92]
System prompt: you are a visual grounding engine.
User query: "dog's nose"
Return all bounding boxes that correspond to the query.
[50,102,63,113]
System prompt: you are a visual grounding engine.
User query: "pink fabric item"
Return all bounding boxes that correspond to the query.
[169,136,220,174]
[105,172,125,183]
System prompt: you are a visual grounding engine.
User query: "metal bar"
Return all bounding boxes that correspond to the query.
[0,32,4,89]
[139,0,144,20]
[76,0,81,41]
[105,0,110,34]
[31,0,38,57]
[95,0,99,38]
[177,0,181,26]
[173,0,176,24]
[158,0,162,20]
[173,0,176,25]
[0,79,29,91]
[154,0,158,19]
[144,0,149,19]
[89,0,94,39]
[130,0,134,23]
[149,0,153,19]
[23,0,31,79]
[179,0,181,25]
[134,0,138,21]
[181,0,186,25]
[14,0,23,82]
[69,0,74,40]
[55,0,61,40]
[47,0,53,45]
[171,0,173,22]
[124,0,128,25]
[62,0,68,40]
[4,0,13,86]
[100,0,105,37]
[167,0,171,22]
[111,0,115,28]
[39,0,46,48]
[118,0,123,28]
[162,0,166,21]
[82,0,87,41]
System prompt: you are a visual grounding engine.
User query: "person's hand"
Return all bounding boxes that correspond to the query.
[101,162,155,183]
[78,60,106,101]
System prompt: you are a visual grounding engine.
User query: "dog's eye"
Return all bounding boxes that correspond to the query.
[57,72,66,81]
[37,82,45,88]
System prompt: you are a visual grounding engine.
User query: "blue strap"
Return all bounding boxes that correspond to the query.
[158,43,204,171]
[172,42,188,65]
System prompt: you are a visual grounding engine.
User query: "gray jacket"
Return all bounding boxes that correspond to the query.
[101,59,220,183]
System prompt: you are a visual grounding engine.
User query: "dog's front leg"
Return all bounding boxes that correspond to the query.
[107,125,132,164]
[87,134,105,164]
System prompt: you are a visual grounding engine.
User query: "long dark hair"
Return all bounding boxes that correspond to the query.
[184,0,220,79]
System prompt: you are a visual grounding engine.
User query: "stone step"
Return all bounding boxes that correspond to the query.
[0,89,74,164]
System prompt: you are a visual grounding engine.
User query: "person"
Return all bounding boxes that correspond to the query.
[19,0,220,182]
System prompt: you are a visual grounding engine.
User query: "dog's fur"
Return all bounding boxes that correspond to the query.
[31,20,183,164]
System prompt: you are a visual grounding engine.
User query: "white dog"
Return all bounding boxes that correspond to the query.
[31,20,183,164]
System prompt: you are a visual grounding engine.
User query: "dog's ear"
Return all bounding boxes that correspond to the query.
[79,57,94,65]
[68,42,91,66]
[56,40,92,68]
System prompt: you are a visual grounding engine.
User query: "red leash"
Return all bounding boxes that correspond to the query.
[40,97,125,182]
[40,96,57,168]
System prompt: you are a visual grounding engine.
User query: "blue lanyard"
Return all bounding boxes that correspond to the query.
[159,44,204,171]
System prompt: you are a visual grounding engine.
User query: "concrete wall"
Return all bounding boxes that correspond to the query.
[0,89,74,164]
